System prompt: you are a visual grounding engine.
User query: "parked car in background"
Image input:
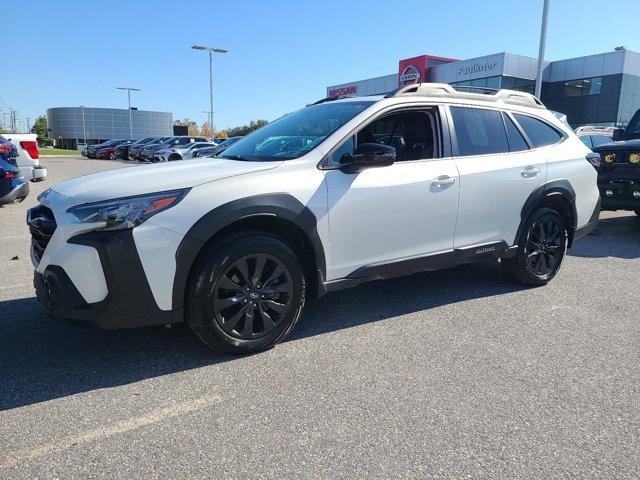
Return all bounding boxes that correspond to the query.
[193,136,243,158]
[140,136,214,162]
[129,137,170,162]
[0,135,29,205]
[97,140,132,160]
[575,126,614,149]
[153,141,215,162]
[592,109,640,214]
[85,139,128,159]
[3,133,47,182]
[114,137,154,160]
[29,84,600,354]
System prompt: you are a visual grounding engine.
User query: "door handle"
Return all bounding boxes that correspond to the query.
[521,166,541,178]
[432,175,456,187]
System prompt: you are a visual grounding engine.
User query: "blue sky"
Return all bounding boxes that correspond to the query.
[2,0,639,132]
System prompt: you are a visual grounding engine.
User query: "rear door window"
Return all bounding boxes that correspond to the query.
[451,107,509,156]
[513,114,563,148]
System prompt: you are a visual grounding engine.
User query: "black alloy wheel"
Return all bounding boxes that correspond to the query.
[186,231,306,354]
[212,253,293,340]
[503,207,567,286]
[524,217,564,276]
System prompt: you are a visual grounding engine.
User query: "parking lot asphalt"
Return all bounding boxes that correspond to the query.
[0,157,638,479]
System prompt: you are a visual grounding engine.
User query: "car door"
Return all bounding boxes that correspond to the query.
[449,106,548,248]
[323,106,460,280]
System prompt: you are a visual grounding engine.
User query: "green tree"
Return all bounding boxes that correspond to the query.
[32,116,49,141]
[0,124,5,134]
[173,118,200,136]
[226,119,268,137]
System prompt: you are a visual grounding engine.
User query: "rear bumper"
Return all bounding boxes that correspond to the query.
[573,195,600,243]
[33,229,180,329]
[0,179,29,205]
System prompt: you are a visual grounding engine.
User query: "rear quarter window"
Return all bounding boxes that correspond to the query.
[513,114,564,148]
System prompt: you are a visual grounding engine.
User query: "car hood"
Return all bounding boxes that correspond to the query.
[593,138,640,152]
[51,158,282,202]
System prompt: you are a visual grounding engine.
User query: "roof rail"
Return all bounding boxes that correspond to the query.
[575,125,616,134]
[387,82,545,109]
[309,94,358,106]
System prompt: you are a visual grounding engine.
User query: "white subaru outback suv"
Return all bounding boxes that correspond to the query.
[28,84,601,354]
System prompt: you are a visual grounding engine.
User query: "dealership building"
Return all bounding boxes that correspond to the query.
[47,107,173,149]
[326,48,640,128]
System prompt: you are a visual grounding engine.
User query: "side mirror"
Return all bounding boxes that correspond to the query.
[612,128,625,141]
[342,143,395,173]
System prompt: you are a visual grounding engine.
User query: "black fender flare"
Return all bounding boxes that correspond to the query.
[514,180,577,246]
[171,194,326,317]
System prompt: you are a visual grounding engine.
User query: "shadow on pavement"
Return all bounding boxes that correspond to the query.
[0,262,521,411]
[569,213,640,260]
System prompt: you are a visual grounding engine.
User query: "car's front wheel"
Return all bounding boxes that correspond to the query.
[168,154,181,161]
[503,207,567,286]
[186,231,306,354]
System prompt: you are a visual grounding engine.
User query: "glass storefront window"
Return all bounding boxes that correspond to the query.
[564,80,583,97]
[563,77,602,97]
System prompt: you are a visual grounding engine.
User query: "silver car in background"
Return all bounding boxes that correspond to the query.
[153,141,217,162]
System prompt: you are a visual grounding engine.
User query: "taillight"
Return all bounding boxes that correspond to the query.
[20,141,39,159]
[586,152,601,168]
[5,171,16,180]
[0,142,12,154]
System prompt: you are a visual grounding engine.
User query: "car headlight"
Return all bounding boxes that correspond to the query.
[604,153,615,164]
[629,152,640,164]
[67,189,189,230]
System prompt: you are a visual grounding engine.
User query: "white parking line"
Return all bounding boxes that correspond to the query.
[0,394,223,469]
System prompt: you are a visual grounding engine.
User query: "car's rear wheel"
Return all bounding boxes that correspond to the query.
[186,231,306,354]
[169,154,181,161]
[503,207,567,286]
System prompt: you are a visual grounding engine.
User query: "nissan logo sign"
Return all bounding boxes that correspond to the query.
[400,64,421,86]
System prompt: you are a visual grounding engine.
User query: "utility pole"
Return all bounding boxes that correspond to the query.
[116,87,141,139]
[26,116,30,134]
[535,0,550,99]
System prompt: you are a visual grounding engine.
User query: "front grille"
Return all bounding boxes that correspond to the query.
[27,204,57,264]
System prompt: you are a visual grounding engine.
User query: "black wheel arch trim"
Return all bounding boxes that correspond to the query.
[516,180,578,247]
[172,193,326,314]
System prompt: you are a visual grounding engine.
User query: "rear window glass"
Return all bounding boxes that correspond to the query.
[503,114,529,152]
[514,114,563,148]
[451,107,509,156]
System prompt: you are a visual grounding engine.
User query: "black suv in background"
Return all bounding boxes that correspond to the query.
[593,109,640,214]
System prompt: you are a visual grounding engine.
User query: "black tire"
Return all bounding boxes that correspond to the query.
[502,207,567,286]
[168,154,181,161]
[186,230,306,354]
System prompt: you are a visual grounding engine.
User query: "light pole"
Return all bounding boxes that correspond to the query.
[535,0,550,99]
[79,105,87,146]
[116,86,141,139]
[191,44,228,132]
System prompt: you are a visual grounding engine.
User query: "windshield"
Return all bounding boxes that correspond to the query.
[625,109,640,140]
[219,101,375,161]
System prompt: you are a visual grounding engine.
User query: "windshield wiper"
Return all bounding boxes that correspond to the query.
[221,155,252,161]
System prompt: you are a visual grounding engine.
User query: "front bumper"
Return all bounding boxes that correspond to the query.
[0,179,29,205]
[599,179,640,210]
[33,229,179,329]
